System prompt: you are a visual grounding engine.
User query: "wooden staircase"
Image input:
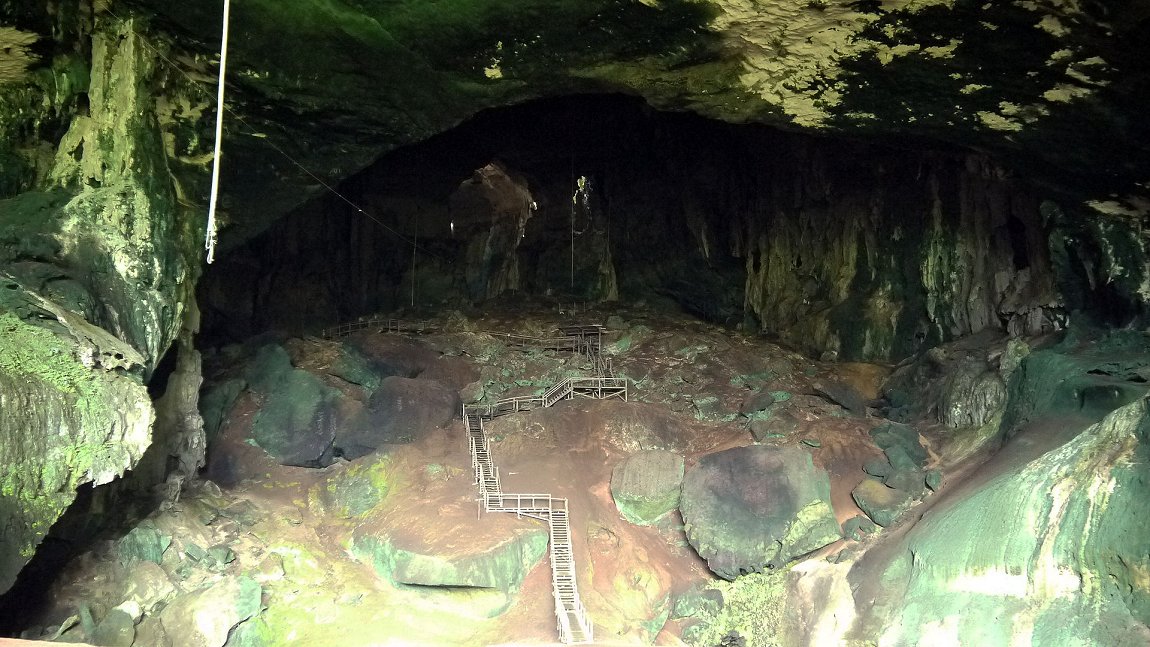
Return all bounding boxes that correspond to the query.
[464,406,595,644]
[549,501,593,644]
[325,317,624,644]
[460,322,628,644]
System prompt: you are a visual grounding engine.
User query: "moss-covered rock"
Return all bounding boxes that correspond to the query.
[0,10,210,595]
[0,313,154,592]
[352,525,547,594]
[313,455,393,519]
[851,478,917,529]
[680,445,841,579]
[680,571,789,647]
[610,450,685,526]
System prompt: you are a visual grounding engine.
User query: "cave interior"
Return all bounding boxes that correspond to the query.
[1,3,1149,646]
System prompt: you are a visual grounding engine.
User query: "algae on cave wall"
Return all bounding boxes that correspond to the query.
[0,8,213,594]
[739,149,1063,361]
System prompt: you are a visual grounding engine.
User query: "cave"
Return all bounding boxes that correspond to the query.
[2,1,1149,646]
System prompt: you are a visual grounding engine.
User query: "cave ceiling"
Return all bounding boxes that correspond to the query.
[11,0,1150,246]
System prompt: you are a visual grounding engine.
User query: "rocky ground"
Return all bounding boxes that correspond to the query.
[10,299,1149,646]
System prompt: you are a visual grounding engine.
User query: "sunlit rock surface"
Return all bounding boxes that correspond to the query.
[784,331,1150,646]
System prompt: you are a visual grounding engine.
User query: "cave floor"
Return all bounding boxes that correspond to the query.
[24,303,906,646]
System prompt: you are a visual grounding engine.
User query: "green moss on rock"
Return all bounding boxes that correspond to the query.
[0,313,153,591]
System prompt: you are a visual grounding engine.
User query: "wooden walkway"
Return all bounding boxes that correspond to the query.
[321,316,624,644]
[465,410,594,644]
[461,323,624,644]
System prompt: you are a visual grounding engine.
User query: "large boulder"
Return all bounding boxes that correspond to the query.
[336,376,460,458]
[610,450,685,525]
[353,528,546,590]
[249,371,342,467]
[158,576,262,647]
[240,343,346,467]
[679,445,841,580]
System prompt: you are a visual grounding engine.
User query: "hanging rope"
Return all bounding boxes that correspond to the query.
[103,1,448,264]
[204,0,232,264]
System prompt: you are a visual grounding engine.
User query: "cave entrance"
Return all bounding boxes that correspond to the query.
[199,94,769,345]
[198,93,1061,364]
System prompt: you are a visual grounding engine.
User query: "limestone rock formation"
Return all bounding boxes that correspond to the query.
[870,396,1150,645]
[0,311,154,593]
[610,450,685,526]
[779,331,1150,646]
[352,525,547,601]
[1,0,1149,628]
[1,9,207,593]
[128,0,1150,249]
[679,445,841,579]
[338,376,461,458]
[157,576,262,647]
[938,361,1008,429]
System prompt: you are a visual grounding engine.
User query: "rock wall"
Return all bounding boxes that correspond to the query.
[0,6,210,594]
[740,147,1062,360]
[783,330,1150,646]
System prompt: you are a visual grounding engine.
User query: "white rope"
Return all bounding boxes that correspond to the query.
[204,0,232,264]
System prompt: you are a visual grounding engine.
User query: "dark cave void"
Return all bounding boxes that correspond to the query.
[198,94,1136,361]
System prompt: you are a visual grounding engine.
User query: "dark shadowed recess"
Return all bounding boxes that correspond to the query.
[198,94,978,343]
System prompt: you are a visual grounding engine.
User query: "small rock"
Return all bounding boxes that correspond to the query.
[208,544,236,565]
[671,587,724,619]
[122,561,177,613]
[91,608,136,647]
[842,515,878,541]
[184,542,209,562]
[882,469,926,494]
[862,458,892,478]
[812,379,867,416]
[692,395,723,420]
[883,444,922,472]
[115,523,172,565]
[739,390,776,414]
[869,422,928,467]
[925,469,943,491]
[852,478,917,527]
[749,408,801,441]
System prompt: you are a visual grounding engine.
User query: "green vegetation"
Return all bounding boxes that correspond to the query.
[0,313,151,587]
